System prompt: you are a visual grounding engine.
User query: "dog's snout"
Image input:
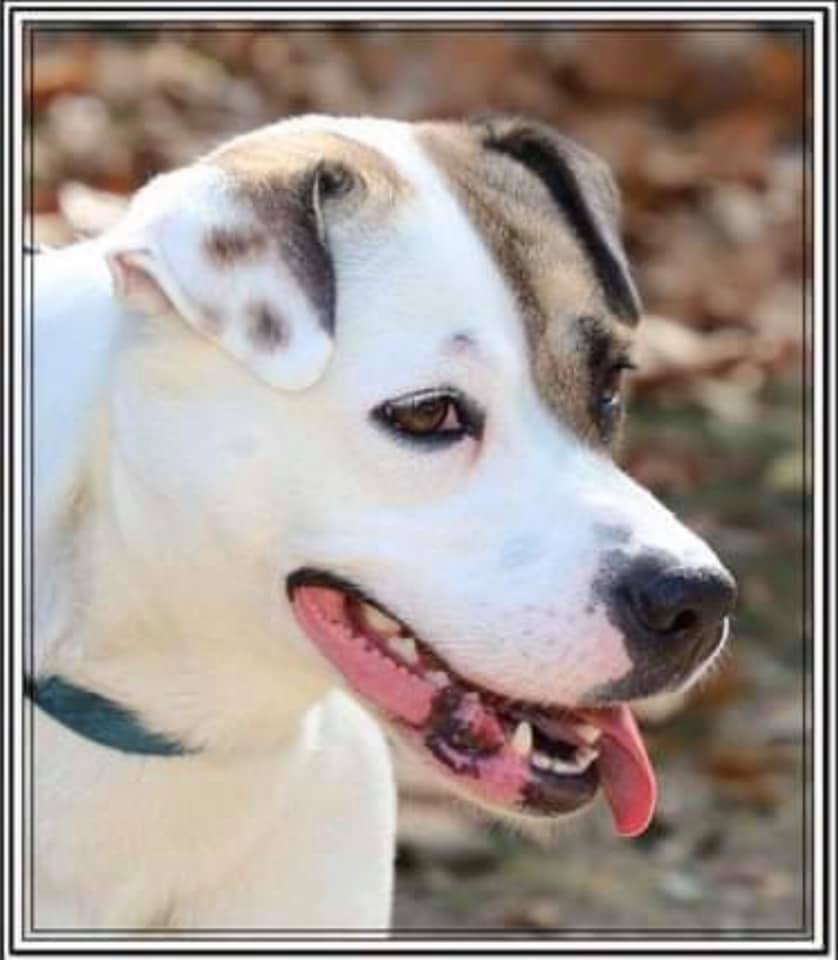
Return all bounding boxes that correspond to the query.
[621,562,737,642]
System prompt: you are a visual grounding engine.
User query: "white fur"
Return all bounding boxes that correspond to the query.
[29,116,729,931]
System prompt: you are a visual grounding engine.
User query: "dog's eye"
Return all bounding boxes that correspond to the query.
[372,389,482,447]
[602,360,634,402]
[597,359,636,438]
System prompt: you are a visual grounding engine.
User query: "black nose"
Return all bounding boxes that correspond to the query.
[625,564,737,639]
[614,553,737,670]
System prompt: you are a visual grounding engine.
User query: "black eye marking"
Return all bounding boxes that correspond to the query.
[371,388,484,450]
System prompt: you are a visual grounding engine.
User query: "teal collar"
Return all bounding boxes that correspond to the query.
[25,675,192,757]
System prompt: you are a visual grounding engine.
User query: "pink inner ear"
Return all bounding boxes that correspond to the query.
[107,250,174,317]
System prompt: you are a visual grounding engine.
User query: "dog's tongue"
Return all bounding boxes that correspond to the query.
[577,704,657,838]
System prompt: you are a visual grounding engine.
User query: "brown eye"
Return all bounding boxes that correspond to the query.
[384,396,456,436]
[372,389,483,448]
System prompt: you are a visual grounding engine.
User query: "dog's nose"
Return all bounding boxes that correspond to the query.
[586,552,737,703]
[623,565,736,639]
[617,556,737,665]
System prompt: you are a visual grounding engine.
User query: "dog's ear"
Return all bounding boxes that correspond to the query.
[103,161,347,391]
[471,114,641,322]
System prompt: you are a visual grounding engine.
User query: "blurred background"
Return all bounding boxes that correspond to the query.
[25,23,809,934]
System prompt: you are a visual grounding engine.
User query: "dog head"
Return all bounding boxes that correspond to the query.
[103,114,735,836]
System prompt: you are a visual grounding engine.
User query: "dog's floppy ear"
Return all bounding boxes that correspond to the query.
[471,113,641,323]
[104,161,344,391]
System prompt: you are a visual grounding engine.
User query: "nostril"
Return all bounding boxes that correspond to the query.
[622,562,736,640]
[624,582,698,636]
[669,608,699,635]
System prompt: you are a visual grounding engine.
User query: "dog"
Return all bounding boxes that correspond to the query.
[27,113,736,931]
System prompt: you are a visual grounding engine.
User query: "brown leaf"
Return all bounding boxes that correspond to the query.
[28,49,93,109]
[570,33,691,101]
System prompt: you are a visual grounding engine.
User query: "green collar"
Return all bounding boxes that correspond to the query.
[25,675,192,757]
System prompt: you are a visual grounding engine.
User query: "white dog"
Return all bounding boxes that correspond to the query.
[28,114,735,931]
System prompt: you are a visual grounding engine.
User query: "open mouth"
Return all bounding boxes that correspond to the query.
[288,569,657,837]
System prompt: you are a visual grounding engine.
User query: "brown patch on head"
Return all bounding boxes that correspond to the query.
[248,301,287,352]
[416,116,640,446]
[208,128,409,207]
[203,226,267,267]
[206,128,411,336]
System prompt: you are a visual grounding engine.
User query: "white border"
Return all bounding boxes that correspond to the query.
[5,3,831,954]
[4,6,836,20]
[9,2,27,954]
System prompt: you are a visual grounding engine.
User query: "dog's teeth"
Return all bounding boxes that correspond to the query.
[530,744,600,776]
[388,635,419,665]
[550,757,576,774]
[574,745,600,770]
[427,670,449,689]
[402,638,420,664]
[511,721,533,757]
[361,602,402,637]
[575,723,602,745]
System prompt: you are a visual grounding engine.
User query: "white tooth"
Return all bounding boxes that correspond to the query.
[402,637,419,664]
[532,752,552,771]
[575,723,602,745]
[574,745,600,771]
[388,635,419,665]
[427,670,449,689]
[550,747,600,774]
[511,721,533,757]
[362,602,402,636]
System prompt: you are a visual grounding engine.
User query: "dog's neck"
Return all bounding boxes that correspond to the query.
[40,465,336,755]
[34,250,337,756]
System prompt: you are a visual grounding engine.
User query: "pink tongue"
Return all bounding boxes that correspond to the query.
[578,705,657,838]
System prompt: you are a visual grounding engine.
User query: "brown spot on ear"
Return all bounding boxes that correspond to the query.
[248,302,287,351]
[204,227,267,266]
